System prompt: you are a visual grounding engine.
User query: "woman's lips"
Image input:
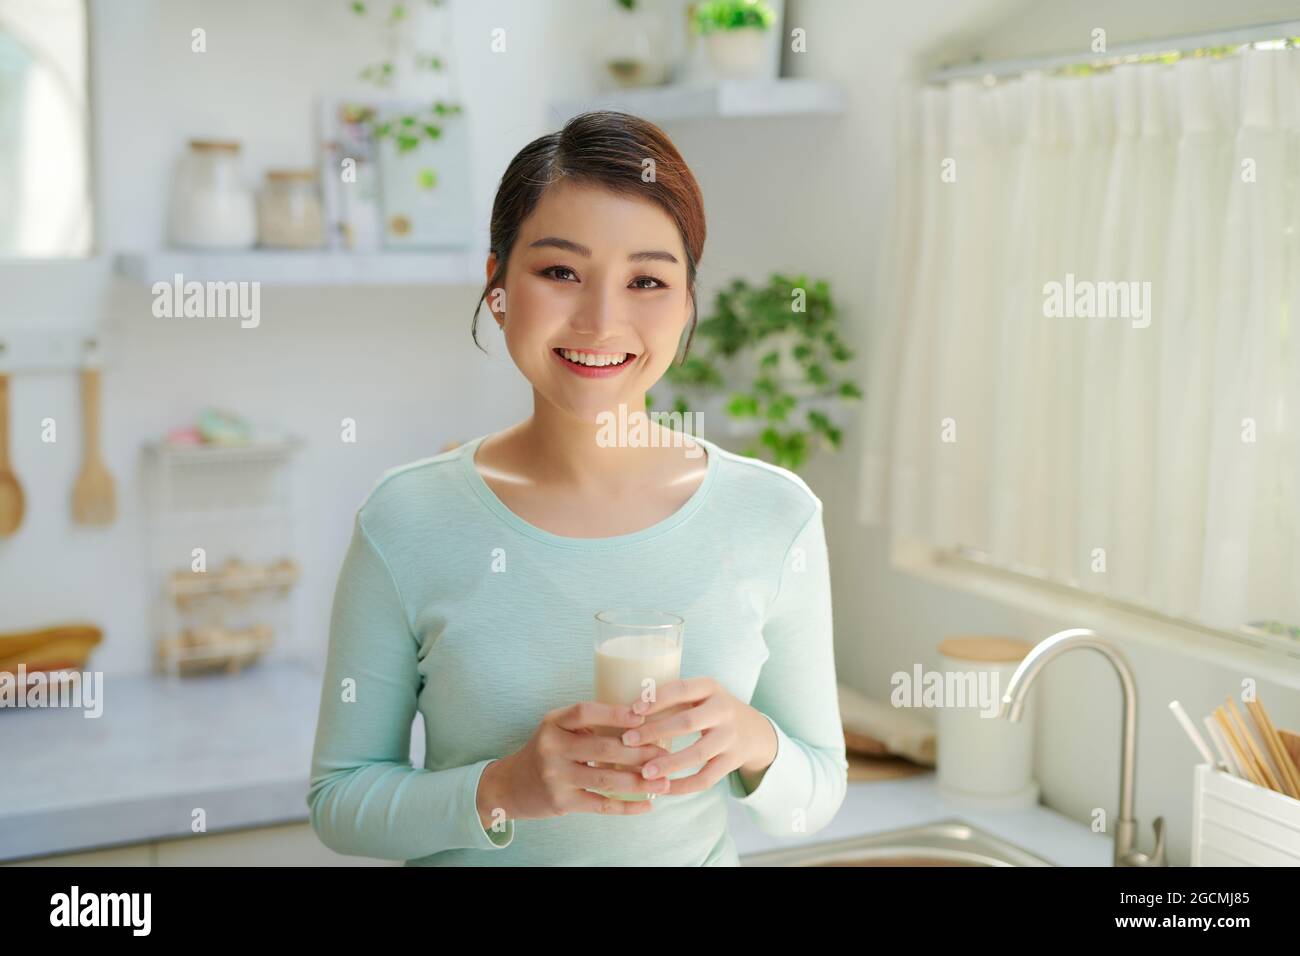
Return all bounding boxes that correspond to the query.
[552,348,636,379]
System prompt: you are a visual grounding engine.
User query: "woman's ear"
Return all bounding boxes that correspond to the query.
[485,253,504,325]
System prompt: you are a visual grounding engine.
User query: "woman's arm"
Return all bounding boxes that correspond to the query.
[727,498,849,837]
[306,513,514,859]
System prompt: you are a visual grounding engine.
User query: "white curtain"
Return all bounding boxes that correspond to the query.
[860,47,1300,634]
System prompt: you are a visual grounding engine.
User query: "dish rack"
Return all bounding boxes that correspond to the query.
[1191,762,1300,865]
[142,437,302,678]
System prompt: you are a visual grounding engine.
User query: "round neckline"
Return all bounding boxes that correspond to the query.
[459,431,718,550]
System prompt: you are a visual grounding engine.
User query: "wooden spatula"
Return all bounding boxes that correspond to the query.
[0,372,25,537]
[71,362,115,525]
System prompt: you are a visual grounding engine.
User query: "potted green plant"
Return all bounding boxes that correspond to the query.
[347,0,464,188]
[648,273,862,471]
[691,0,776,80]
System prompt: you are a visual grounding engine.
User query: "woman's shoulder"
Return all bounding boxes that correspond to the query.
[700,436,823,535]
[353,439,476,532]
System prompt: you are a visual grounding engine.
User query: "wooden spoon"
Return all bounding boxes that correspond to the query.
[71,365,116,525]
[0,372,25,536]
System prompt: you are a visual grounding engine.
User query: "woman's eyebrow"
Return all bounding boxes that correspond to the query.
[528,236,678,264]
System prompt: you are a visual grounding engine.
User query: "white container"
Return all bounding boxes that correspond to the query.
[599,5,668,89]
[1191,762,1300,865]
[167,140,257,250]
[703,27,768,80]
[936,636,1039,809]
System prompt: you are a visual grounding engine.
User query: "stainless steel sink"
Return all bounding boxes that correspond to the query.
[740,819,1055,867]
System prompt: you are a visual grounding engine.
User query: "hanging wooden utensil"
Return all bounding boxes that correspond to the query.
[0,371,25,536]
[71,342,115,525]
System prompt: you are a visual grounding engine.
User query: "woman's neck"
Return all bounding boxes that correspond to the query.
[503,399,696,495]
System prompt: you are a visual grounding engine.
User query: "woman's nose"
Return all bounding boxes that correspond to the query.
[569,280,622,337]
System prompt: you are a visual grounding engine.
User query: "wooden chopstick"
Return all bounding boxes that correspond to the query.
[1248,698,1300,798]
[1214,706,1265,787]
[1226,697,1284,793]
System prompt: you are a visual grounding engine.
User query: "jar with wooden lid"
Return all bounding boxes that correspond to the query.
[167,139,257,249]
[256,169,325,249]
[935,635,1039,808]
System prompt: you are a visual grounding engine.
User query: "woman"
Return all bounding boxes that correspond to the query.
[307,111,847,866]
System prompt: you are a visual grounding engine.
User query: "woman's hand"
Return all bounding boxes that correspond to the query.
[622,677,777,797]
[478,701,673,825]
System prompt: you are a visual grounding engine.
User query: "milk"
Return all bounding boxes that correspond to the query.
[591,633,682,801]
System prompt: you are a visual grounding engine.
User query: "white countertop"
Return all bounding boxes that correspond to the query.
[0,659,1112,865]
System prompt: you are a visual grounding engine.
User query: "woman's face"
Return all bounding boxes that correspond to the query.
[486,180,692,424]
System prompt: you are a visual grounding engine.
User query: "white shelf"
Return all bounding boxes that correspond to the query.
[115,250,482,287]
[550,78,844,124]
[142,437,302,463]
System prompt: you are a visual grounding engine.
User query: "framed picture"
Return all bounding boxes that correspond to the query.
[317,94,473,252]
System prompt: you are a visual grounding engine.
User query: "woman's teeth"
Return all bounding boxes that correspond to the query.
[556,348,630,367]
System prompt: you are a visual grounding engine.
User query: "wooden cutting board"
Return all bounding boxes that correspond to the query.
[847,751,931,782]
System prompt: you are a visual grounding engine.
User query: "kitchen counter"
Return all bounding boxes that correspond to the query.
[0,659,1112,865]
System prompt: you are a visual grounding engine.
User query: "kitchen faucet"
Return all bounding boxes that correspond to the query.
[1000,627,1167,867]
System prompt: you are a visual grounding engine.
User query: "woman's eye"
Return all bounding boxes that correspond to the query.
[540,265,577,282]
[631,275,667,290]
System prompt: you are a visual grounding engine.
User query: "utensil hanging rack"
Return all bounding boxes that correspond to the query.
[0,329,111,373]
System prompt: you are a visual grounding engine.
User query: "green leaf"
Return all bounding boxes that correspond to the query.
[838,381,863,399]
[396,133,420,152]
[726,394,758,418]
[350,1,366,14]
[417,168,437,189]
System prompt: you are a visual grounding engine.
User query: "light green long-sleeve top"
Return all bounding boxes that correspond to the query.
[306,432,847,865]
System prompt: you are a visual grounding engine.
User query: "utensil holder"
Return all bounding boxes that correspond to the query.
[1191,762,1300,865]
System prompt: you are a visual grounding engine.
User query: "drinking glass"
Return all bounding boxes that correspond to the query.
[589,609,684,801]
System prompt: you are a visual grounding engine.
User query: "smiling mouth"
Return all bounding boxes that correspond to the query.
[552,347,636,368]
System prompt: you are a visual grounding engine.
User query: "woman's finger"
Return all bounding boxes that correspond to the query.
[626,695,722,747]
[563,734,669,768]
[569,761,672,797]
[564,789,656,816]
[654,754,733,797]
[554,700,644,733]
[638,729,726,782]
[632,676,716,717]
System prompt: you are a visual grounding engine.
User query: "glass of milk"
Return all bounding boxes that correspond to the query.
[589,609,685,801]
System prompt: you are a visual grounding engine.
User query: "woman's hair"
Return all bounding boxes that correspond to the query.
[471,110,707,364]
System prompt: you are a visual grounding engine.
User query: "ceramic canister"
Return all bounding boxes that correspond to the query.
[935,636,1039,809]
